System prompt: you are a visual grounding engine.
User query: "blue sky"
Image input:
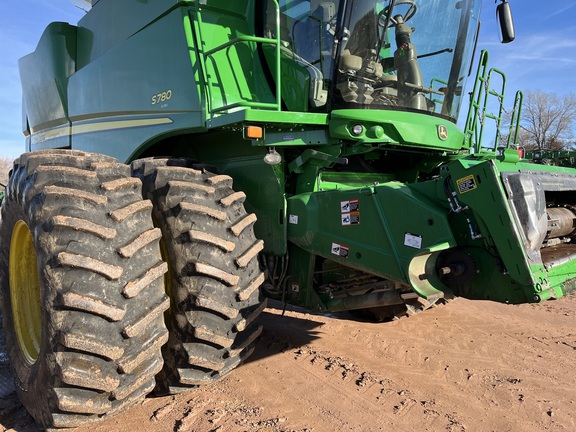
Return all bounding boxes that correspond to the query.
[0,0,575,158]
[477,1,576,97]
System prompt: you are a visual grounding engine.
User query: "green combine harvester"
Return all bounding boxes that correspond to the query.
[1,0,574,429]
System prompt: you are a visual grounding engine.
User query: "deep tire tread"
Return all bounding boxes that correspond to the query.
[118,328,169,374]
[236,298,268,332]
[109,200,154,222]
[117,228,163,258]
[59,327,125,361]
[132,157,266,394]
[51,215,117,240]
[44,185,107,205]
[61,291,126,321]
[236,272,266,302]
[236,240,265,268]
[57,252,124,280]
[122,295,170,338]
[230,213,258,236]
[55,352,120,392]
[123,261,168,298]
[0,150,168,429]
[53,387,112,415]
[182,343,226,370]
[179,201,227,221]
[111,357,163,400]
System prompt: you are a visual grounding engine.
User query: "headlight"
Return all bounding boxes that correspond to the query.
[351,124,364,136]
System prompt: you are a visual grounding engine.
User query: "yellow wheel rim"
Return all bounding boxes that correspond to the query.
[9,220,42,365]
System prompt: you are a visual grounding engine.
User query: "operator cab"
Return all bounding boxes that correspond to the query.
[263,0,482,123]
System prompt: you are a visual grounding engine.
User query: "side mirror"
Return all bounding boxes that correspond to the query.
[497,1,515,43]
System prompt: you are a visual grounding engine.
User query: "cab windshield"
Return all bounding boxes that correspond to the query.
[264,0,482,122]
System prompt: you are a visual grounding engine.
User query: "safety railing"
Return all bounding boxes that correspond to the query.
[464,49,522,154]
[191,0,282,119]
[430,78,447,107]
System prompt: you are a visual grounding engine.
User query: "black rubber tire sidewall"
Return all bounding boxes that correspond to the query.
[0,150,169,429]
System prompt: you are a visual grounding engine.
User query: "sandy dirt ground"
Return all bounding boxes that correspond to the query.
[1,294,575,432]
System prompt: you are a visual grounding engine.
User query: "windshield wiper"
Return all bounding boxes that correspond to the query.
[418,48,453,59]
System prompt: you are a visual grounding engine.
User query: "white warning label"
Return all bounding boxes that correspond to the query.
[404,233,422,249]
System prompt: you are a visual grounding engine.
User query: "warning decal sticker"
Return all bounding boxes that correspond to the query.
[331,242,350,258]
[341,199,359,213]
[456,175,477,194]
[404,233,422,249]
[341,199,360,226]
[341,212,360,226]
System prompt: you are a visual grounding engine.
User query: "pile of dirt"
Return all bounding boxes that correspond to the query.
[1,294,575,432]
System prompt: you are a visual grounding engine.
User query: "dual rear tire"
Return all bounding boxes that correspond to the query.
[133,158,265,394]
[0,151,265,429]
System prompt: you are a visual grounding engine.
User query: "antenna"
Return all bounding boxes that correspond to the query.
[69,0,91,12]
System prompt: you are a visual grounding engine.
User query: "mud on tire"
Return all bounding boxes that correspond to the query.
[0,150,169,429]
[132,157,266,394]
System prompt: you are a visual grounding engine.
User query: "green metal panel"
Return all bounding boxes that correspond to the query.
[76,0,180,67]
[19,22,77,149]
[287,181,456,285]
[447,158,533,284]
[66,7,205,160]
[181,130,288,256]
[70,8,202,123]
[193,3,277,115]
[330,110,466,152]
[437,156,576,303]
[207,109,328,130]
[25,0,282,158]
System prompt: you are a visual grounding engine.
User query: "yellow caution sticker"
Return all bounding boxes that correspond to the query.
[456,175,477,194]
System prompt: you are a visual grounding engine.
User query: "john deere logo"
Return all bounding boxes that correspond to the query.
[438,125,448,141]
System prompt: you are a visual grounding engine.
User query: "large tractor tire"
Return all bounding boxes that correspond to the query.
[132,158,266,394]
[0,150,169,429]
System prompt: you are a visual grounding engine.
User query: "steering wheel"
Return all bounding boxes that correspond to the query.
[378,0,418,28]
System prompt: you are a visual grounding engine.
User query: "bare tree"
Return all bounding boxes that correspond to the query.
[0,157,13,187]
[518,90,576,150]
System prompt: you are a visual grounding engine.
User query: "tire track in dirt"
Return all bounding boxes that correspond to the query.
[226,308,469,432]
[244,297,576,432]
